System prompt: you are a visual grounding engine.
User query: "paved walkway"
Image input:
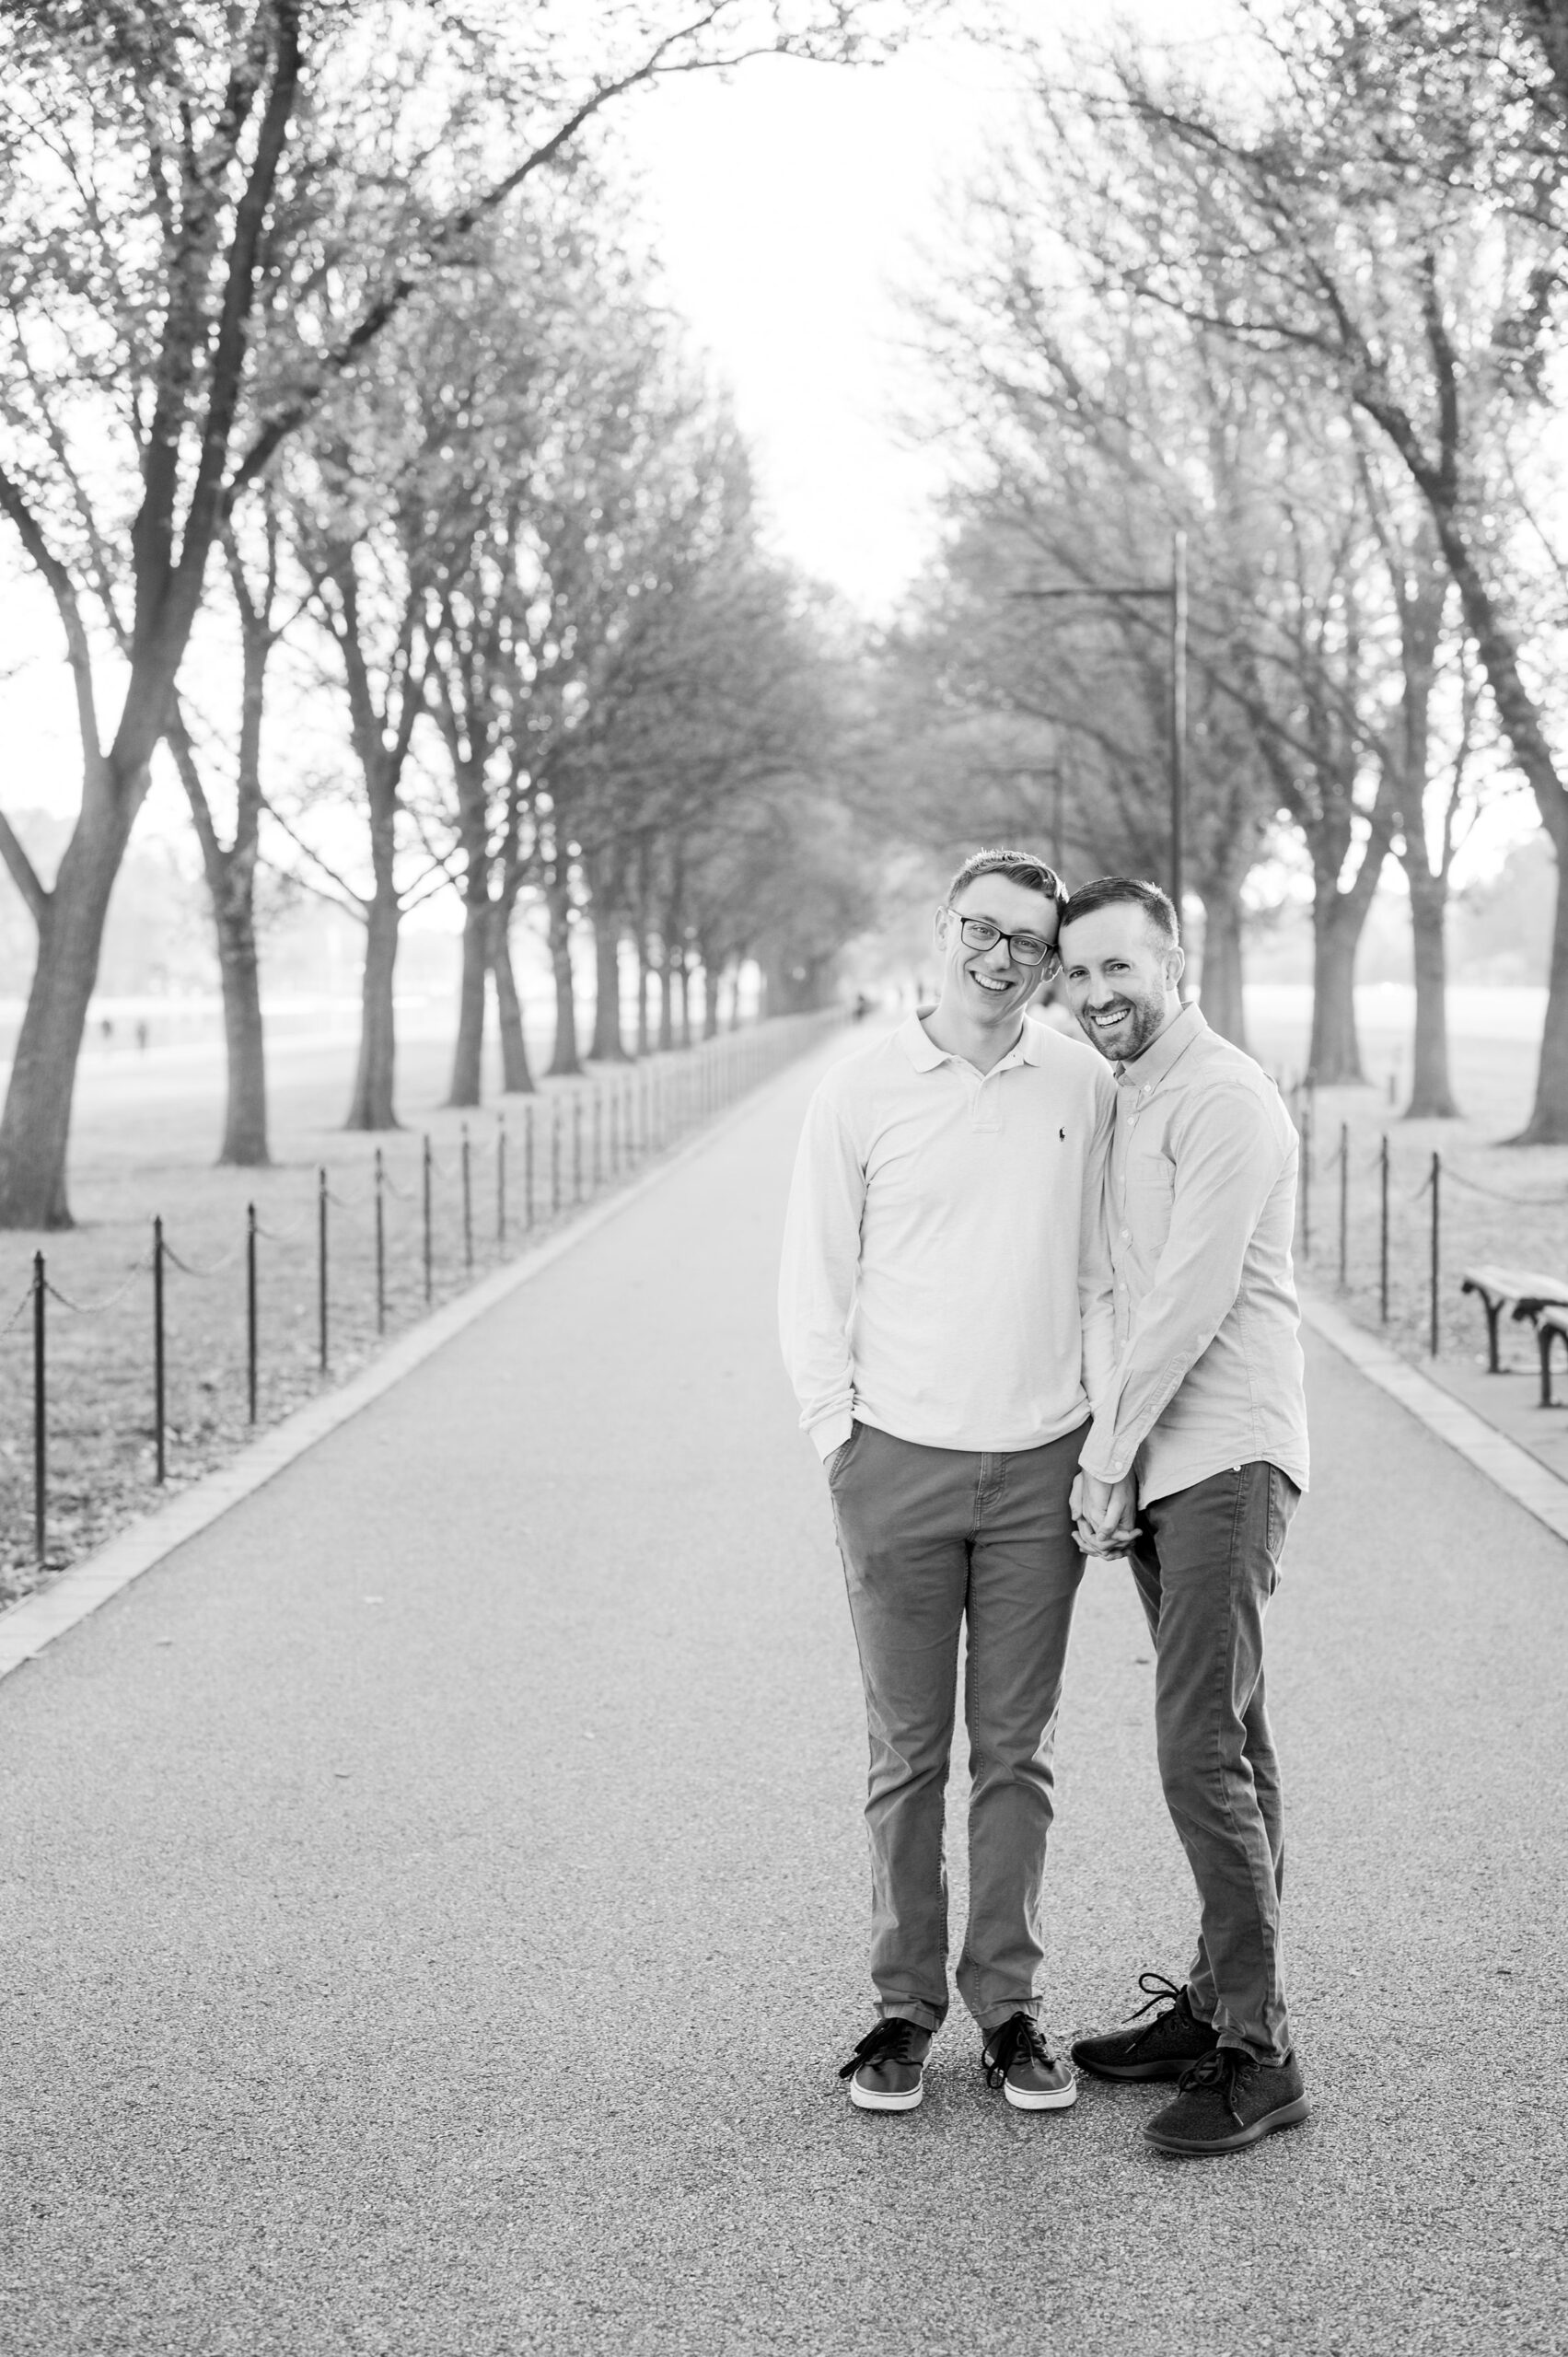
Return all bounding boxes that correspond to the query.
[2,1035,1565,2357]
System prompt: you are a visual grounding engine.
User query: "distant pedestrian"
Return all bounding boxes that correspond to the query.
[1059,877,1310,2158]
[99,1016,113,1046]
[780,848,1115,2116]
[135,1019,149,1054]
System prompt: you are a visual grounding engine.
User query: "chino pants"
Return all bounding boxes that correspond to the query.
[1130,1461,1300,2067]
[827,1420,1086,2034]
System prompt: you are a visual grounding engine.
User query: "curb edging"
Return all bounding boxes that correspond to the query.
[0,1056,821,1687]
[1299,1288,1568,1546]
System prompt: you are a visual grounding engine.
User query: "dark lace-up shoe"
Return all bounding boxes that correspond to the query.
[1071,1974,1220,2082]
[1144,2046,1308,2155]
[981,2013,1077,2111]
[839,2017,933,2112]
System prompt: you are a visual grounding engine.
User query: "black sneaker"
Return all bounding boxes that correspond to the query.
[981,2013,1077,2111]
[839,2018,932,2112]
[1144,2047,1309,2155]
[1071,1974,1220,2082]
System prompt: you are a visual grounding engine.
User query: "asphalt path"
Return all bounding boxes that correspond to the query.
[2,1033,1565,2357]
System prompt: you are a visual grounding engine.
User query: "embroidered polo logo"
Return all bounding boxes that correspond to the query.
[1059,1127,1065,1141]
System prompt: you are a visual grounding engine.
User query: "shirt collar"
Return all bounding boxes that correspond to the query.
[899,1012,1043,1074]
[1118,1000,1207,1092]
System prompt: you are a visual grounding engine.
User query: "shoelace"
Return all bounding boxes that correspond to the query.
[1119,1971,1185,2053]
[982,2013,1057,2089]
[1176,2046,1249,2124]
[838,2018,925,2081]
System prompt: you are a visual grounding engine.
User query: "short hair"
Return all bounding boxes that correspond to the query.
[946,846,1064,910]
[1060,876,1180,948]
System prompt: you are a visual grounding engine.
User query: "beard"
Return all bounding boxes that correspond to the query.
[1077,984,1168,1063]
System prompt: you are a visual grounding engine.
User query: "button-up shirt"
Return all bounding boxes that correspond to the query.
[1079,1004,1309,1506]
[780,1014,1117,1458]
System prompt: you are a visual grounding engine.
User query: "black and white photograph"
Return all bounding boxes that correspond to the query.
[1,1,1565,2350]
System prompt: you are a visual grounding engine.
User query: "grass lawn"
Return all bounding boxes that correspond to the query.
[0,1017,782,1606]
[5,993,1566,1608]
[1245,998,1568,1376]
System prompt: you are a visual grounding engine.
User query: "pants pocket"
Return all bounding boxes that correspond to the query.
[826,1422,864,1487]
[1265,1467,1300,1562]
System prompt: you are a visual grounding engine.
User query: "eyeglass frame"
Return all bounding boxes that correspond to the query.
[940,904,1062,973]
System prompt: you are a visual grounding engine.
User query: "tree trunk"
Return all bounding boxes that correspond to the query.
[491,909,535,1094]
[1396,447,1568,1140]
[0,787,139,1227]
[447,891,489,1109]
[1196,889,1248,1052]
[1514,832,1568,1145]
[590,904,628,1062]
[1307,896,1367,1084]
[657,945,677,1051]
[635,932,653,1057]
[1404,863,1459,1119]
[344,886,401,1130]
[546,872,581,1076]
[215,884,270,1165]
[675,953,692,1049]
[700,949,720,1040]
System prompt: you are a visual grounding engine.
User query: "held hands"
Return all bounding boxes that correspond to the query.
[1071,1469,1139,1560]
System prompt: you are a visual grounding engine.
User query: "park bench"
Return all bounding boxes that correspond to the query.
[1459,1265,1568,1406]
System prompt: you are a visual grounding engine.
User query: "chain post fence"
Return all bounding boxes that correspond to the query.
[31,1253,44,1562]
[1283,1080,1568,1379]
[5,1010,842,1574]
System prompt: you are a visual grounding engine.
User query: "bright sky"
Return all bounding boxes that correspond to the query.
[620,1,1232,616]
[2,0,1232,834]
[0,0,1535,885]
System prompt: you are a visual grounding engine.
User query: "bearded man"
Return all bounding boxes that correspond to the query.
[1059,876,1310,2158]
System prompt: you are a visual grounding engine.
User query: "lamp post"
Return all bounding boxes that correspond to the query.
[1011,529,1189,921]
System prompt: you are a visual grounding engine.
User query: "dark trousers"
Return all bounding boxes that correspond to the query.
[1130,1461,1300,2066]
[828,1420,1086,2034]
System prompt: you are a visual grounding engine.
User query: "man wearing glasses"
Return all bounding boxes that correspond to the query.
[780,848,1116,2116]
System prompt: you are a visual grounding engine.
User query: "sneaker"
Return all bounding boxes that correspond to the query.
[1144,2047,1309,2155]
[838,2018,932,2112]
[1071,1974,1220,2082]
[981,2013,1077,2111]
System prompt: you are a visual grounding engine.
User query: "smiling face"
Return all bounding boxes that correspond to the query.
[1058,900,1183,1064]
[934,872,1060,1032]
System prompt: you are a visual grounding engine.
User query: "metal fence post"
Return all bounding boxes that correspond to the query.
[497,1113,506,1247]
[592,1087,602,1190]
[32,1249,45,1563]
[1429,1150,1441,1358]
[153,1213,167,1482]
[317,1166,329,1375]
[461,1123,473,1272]
[573,1094,583,1202]
[374,1149,387,1336]
[524,1099,535,1230]
[1299,1097,1312,1260]
[1338,1121,1349,1290]
[551,1098,562,1213]
[247,1203,259,1419]
[423,1134,434,1304]
[1378,1135,1389,1325]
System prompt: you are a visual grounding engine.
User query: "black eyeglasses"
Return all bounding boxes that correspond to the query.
[944,908,1058,970]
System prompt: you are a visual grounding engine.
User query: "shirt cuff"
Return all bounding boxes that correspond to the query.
[1078,1446,1131,1485]
[809,1410,854,1461]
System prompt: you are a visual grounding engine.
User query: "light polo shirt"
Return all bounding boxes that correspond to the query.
[779,1013,1117,1459]
[1078,1004,1310,1506]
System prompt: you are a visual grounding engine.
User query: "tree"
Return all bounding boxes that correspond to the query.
[1043,6,1568,1132]
[166,500,294,1164]
[0,0,928,1224]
